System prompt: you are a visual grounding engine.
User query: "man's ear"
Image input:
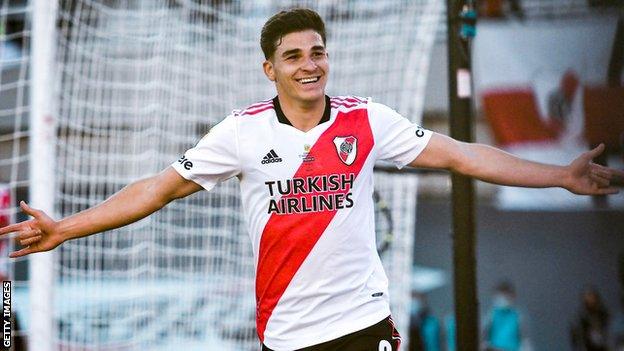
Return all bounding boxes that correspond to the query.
[263,60,275,82]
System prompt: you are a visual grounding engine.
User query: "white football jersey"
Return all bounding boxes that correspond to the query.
[172,95,432,350]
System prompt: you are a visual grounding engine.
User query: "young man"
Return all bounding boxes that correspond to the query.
[1,8,622,351]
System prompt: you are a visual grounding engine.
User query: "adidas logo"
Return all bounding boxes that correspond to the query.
[261,149,283,164]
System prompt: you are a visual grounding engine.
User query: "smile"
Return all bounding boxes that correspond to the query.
[296,77,320,84]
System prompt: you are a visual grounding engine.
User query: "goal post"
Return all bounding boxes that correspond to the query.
[29,0,58,350]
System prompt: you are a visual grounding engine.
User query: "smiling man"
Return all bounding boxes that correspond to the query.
[1,8,623,351]
[261,22,329,131]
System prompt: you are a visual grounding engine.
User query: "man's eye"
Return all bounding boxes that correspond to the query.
[286,56,297,60]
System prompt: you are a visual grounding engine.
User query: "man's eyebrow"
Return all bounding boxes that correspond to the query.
[281,45,326,58]
[281,48,301,57]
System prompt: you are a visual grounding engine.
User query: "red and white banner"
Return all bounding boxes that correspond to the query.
[473,15,624,209]
[474,15,618,116]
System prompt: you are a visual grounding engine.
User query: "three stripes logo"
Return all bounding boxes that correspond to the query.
[261,149,283,164]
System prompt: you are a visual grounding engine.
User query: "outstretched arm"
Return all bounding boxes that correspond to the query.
[0,167,202,258]
[410,133,624,195]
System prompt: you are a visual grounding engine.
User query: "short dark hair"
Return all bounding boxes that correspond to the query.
[260,8,326,60]
[495,281,515,295]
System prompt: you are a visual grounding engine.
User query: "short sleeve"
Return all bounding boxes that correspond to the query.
[369,102,433,169]
[171,115,241,191]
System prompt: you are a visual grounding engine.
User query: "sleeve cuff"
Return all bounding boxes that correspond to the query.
[171,161,217,192]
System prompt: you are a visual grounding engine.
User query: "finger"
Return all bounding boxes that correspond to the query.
[608,168,624,179]
[593,163,624,176]
[9,247,37,258]
[590,168,611,180]
[591,167,613,180]
[0,221,29,236]
[596,187,620,195]
[20,235,41,246]
[20,201,41,218]
[17,229,42,242]
[589,173,610,188]
[592,165,624,185]
[587,143,605,159]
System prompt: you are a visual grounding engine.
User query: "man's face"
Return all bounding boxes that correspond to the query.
[263,29,329,106]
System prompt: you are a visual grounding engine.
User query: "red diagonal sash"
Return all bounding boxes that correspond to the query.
[256,108,373,341]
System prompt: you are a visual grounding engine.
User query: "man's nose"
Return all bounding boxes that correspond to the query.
[300,57,318,71]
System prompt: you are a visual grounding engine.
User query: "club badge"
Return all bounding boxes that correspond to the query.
[333,136,357,165]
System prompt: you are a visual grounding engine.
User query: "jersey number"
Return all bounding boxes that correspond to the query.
[378,340,392,351]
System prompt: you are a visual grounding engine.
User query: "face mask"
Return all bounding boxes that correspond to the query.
[493,294,511,308]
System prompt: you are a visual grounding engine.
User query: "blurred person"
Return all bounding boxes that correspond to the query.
[445,314,457,351]
[1,7,623,351]
[409,292,441,351]
[482,281,531,351]
[547,70,580,130]
[571,287,610,351]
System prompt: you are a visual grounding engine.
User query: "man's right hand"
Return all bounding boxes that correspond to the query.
[0,201,63,258]
[0,167,203,259]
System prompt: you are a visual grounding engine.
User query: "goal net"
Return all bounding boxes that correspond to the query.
[2,1,443,350]
[0,1,30,346]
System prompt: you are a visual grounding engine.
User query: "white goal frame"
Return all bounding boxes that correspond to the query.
[29,1,58,350]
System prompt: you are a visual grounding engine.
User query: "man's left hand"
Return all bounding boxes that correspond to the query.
[565,144,624,195]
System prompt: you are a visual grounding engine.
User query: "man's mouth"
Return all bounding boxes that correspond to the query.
[296,76,320,84]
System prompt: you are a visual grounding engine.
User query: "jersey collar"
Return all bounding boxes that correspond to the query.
[272,95,331,127]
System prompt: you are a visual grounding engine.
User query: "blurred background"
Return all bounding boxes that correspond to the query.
[1,0,623,350]
[416,1,624,351]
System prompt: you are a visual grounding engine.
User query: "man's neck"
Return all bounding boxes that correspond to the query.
[276,95,327,132]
